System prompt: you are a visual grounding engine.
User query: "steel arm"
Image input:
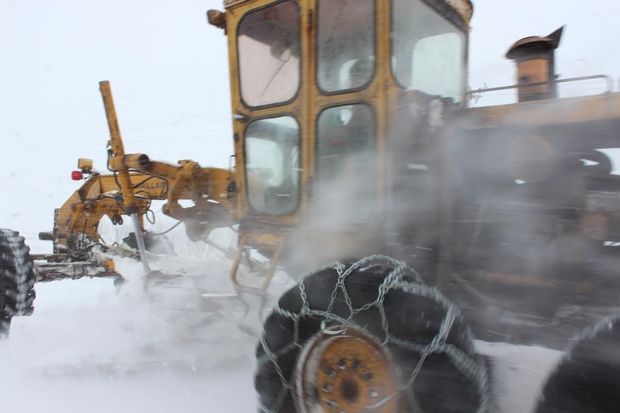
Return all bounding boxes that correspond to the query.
[48,81,237,255]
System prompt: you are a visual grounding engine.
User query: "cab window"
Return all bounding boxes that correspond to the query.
[317,104,375,178]
[317,0,375,93]
[237,1,301,107]
[314,104,376,222]
[392,0,465,102]
[245,116,300,215]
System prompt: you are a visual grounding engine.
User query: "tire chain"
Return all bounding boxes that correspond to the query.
[256,255,490,413]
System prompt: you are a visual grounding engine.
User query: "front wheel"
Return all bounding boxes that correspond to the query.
[0,229,36,337]
[255,256,489,413]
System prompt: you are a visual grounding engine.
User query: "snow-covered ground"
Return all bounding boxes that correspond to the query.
[1,246,293,413]
[2,274,256,412]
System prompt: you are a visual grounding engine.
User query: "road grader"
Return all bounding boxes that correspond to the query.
[3,0,620,412]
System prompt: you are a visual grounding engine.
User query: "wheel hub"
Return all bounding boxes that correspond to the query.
[296,326,399,413]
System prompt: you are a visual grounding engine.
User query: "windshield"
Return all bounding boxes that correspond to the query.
[392,0,466,102]
[237,1,301,107]
[245,116,300,215]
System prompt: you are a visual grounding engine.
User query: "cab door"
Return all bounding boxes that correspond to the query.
[226,0,311,225]
[306,0,388,226]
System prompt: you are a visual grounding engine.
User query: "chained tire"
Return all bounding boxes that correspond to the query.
[535,315,620,413]
[255,256,489,413]
[0,229,36,337]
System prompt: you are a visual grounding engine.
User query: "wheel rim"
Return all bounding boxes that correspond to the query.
[296,326,399,413]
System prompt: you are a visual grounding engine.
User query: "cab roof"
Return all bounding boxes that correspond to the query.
[223,0,473,27]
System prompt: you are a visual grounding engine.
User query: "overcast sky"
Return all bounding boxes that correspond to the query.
[1,0,620,244]
[0,0,232,169]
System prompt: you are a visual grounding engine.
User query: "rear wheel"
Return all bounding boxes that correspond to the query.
[0,229,36,337]
[255,256,489,412]
[535,315,620,413]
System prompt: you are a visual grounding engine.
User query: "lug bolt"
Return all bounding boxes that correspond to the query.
[323,364,336,377]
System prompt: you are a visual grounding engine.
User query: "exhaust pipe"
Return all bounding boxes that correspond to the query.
[506,26,564,102]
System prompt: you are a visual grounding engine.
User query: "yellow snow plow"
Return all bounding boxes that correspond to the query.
[3,0,620,411]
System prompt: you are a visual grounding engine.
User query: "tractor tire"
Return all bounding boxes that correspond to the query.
[0,229,36,337]
[255,256,489,413]
[535,315,620,413]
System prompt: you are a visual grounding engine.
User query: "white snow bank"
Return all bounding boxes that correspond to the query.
[1,250,292,413]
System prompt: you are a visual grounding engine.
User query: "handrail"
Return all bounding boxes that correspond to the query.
[467,74,614,96]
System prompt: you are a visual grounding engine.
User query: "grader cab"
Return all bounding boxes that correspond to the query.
[3,0,620,412]
[218,0,471,275]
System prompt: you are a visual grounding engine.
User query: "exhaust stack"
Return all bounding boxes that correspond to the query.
[506,27,564,102]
